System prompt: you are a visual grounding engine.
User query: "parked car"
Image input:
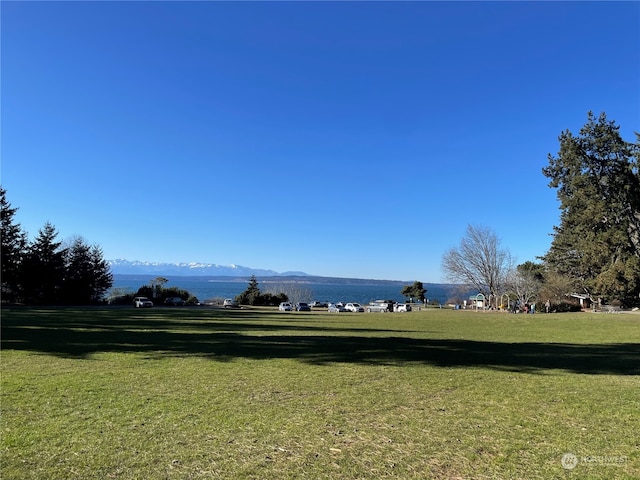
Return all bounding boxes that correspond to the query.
[310,301,329,308]
[295,302,311,311]
[394,303,412,312]
[366,301,392,312]
[279,302,293,311]
[164,297,185,306]
[133,296,153,308]
[328,303,348,313]
[223,298,238,308]
[345,302,365,312]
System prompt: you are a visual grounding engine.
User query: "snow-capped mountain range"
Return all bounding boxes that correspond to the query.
[107,259,310,277]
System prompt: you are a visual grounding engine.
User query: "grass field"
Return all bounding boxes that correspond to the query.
[2,306,639,479]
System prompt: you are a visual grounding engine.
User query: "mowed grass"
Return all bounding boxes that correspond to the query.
[2,306,639,479]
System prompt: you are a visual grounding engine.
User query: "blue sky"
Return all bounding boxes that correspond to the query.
[2,1,639,282]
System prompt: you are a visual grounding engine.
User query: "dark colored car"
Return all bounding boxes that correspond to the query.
[164,297,185,306]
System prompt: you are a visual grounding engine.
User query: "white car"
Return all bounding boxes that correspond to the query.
[394,303,412,312]
[344,302,364,312]
[133,296,153,308]
[279,302,292,311]
[328,303,348,313]
[223,298,238,308]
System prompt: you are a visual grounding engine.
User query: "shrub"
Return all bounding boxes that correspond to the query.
[258,292,288,306]
[552,301,582,313]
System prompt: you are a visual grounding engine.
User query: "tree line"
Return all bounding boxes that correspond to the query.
[442,112,640,309]
[1,188,113,305]
[233,275,290,306]
[4,112,637,309]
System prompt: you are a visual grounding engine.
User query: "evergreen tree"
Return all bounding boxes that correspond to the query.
[61,237,92,304]
[22,222,66,304]
[60,237,113,304]
[1,191,113,305]
[542,112,640,305]
[150,277,169,299]
[235,275,262,305]
[401,281,427,303]
[90,244,114,302]
[0,187,27,302]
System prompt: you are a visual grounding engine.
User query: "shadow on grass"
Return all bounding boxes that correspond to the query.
[2,307,638,375]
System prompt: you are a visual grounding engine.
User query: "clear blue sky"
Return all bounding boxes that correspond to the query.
[2,1,639,282]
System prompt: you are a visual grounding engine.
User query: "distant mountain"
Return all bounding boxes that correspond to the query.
[107,259,311,277]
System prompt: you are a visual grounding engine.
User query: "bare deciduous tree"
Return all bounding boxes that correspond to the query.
[537,271,577,307]
[265,282,313,305]
[507,269,540,307]
[441,224,513,300]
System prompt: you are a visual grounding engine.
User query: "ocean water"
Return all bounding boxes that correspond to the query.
[110,275,459,305]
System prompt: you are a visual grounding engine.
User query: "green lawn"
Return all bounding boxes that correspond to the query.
[2,306,639,479]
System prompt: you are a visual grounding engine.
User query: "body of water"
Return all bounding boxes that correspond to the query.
[110,275,460,305]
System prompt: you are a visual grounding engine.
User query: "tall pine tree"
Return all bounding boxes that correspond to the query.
[21,222,66,304]
[1,187,27,302]
[542,112,640,305]
[235,275,262,305]
[89,244,114,303]
[60,237,113,304]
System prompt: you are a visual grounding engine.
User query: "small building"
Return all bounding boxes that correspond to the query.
[570,293,592,309]
[469,296,484,308]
